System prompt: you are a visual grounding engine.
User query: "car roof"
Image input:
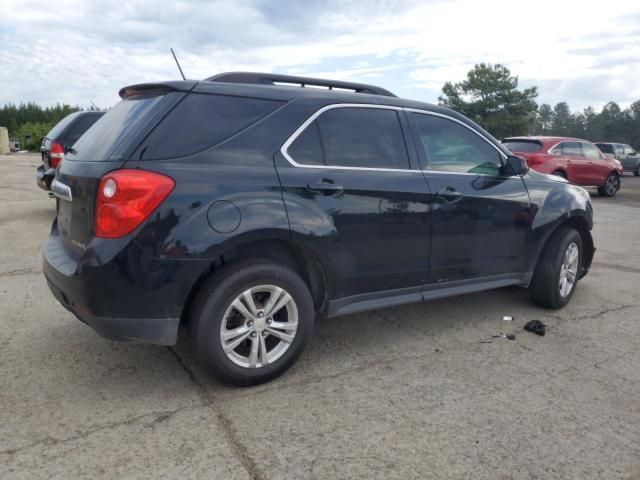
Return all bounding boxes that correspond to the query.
[119,72,512,157]
[120,74,485,133]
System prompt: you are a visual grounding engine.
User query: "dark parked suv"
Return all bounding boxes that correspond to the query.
[37,111,104,191]
[44,73,595,385]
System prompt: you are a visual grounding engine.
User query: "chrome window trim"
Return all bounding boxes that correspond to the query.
[548,141,566,155]
[280,103,511,177]
[280,103,417,173]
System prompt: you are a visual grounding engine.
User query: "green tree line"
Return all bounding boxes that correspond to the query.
[440,63,640,149]
[0,102,84,151]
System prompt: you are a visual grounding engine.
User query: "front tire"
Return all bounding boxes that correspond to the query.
[190,261,314,386]
[552,170,566,179]
[597,172,620,197]
[530,227,582,309]
[634,165,640,177]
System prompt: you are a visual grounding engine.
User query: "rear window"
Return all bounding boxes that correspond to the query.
[46,113,79,140]
[502,140,542,153]
[68,95,165,161]
[140,94,283,160]
[595,143,613,154]
[62,114,103,145]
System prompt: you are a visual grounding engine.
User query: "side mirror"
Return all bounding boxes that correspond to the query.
[502,155,528,176]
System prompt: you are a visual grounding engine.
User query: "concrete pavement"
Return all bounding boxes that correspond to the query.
[1,154,639,479]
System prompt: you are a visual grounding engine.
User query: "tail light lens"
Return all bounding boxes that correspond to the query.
[49,142,64,168]
[523,153,545,166]
[95,169,175,239]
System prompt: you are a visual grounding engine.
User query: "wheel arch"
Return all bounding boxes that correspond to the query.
[180,237,329,328]
[528,213,594,286]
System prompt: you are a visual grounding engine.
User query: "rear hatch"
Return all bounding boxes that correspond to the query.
[53,83,194,258]
[41,112,79,168]
[502,138,546,166]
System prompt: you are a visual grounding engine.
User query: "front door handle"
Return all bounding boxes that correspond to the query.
[436,187,463,202]
[307,180,344,195]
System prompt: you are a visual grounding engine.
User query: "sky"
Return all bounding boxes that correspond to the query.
[1,0,639,112]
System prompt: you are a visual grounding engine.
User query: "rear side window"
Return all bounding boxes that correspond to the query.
[141,94,283,160]
[287,107,410,169]
[596,143,613,154]
[502,140,542,153]
[581,142,601,159]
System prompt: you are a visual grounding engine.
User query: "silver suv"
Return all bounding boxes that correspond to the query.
[595,143,640,176]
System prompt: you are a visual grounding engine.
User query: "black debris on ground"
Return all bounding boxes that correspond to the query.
[524,320,546,336]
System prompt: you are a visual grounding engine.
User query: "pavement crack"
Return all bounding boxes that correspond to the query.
[567,304,636,321]
[0,405,200,457]
[167,347,266,480]
[0,267,41,278]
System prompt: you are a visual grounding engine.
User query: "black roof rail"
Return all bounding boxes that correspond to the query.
[204,72,396,97]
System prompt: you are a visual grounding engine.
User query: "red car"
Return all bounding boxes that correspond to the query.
[502,136,623,197]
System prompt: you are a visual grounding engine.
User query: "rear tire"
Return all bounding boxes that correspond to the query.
[597,172,620,197]
[552,170,566,179]
[530,227,582,309]
[634,167,639,177]
[189,261,314,386]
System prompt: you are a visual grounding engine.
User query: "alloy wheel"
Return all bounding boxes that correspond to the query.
[220,285,298,368]
[559,242,579,297]
[605,175,619,195]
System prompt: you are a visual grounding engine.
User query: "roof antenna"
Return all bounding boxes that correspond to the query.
[170,48,186,80]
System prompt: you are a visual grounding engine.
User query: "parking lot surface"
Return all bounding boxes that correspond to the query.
[1,153,639,479]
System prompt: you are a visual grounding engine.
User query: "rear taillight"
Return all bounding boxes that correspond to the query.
[95,169,175,239]
[522,153,546,166]
[50,142,64,168]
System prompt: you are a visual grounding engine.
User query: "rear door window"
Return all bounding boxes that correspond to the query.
[318,107,409,169]
[287,122,324,166]
[561,142,581,156]
[287,107,410,169]
[141,94,283,160]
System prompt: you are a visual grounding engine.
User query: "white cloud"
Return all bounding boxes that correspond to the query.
[1,0,639,111]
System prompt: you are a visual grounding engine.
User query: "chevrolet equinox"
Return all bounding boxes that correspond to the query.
[44,72,595,385]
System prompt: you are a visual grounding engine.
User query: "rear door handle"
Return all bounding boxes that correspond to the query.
[307,180,344,195]
[436,187,463,202]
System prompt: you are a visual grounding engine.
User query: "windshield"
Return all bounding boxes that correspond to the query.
[502,140,542,153]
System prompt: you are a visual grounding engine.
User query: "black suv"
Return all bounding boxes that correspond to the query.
[44,73,595,385]
[36,111,104,191]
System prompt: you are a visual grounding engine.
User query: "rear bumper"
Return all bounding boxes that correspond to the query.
[46,275,179,344]
[36,165,55,191]
[42,232,208,345]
